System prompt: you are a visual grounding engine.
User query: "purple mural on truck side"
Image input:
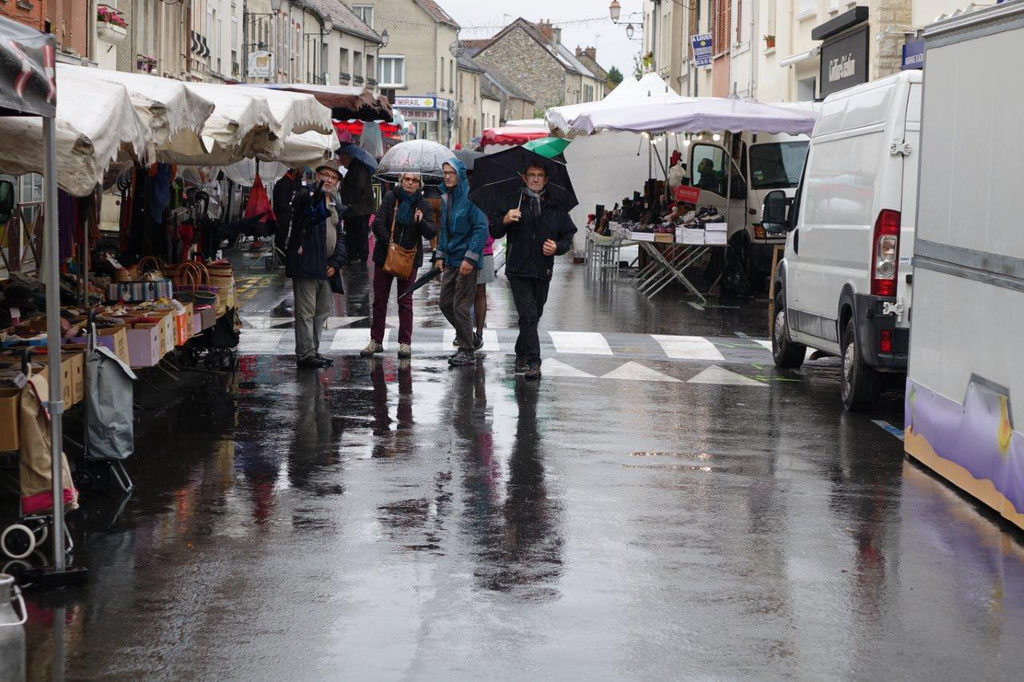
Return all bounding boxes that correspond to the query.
[906,378,1023,517]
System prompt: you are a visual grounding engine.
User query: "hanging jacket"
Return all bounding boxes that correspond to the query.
[436,157,488,269]
[285,185,347,280]
[489,189,577,280]
[371,187,438,269]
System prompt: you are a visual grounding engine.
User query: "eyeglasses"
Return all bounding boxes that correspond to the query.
[401,177,422,184]
[317,172,339,182]
[526,173,546,179]
[442,170,458,176]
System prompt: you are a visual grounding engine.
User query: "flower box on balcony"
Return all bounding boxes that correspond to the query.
[97,21,127,45]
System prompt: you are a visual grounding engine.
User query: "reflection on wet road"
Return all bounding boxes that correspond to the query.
[19,265,1024,679]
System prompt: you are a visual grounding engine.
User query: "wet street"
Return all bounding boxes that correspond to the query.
[21,261,1024,679]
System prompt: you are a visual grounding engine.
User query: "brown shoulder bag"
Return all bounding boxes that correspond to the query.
[383,202,417,280]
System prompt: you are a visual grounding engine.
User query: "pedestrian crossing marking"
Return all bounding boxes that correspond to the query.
[652,335,726,361]
[241,329,287,351]
[602,362,681,383]
[330,328,378,351]
[541,358,596,378]
[754,340,773,352]
[688,365,765,387]
[549,331,613,356]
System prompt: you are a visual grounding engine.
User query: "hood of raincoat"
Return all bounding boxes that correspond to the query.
[440,156,470,228]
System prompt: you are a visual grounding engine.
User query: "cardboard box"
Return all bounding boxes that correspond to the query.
[70,323,130,367]
[34,351,78,408]
[199,306,217,330]
[630,231,656,242]
[0,387,19,452]
[126,323,162,368]
[680,228,706,245]
[706,230,728,246]
[175,303,193,346]
[704,221,728,232]
[158,312,175,356]
[653,232,675,243]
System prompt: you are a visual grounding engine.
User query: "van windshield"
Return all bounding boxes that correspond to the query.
[749,141,809,190]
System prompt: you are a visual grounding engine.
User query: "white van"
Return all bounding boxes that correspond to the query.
[763,70,922,410]
[688,131,809,286]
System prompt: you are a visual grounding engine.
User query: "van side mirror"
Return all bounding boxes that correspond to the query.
[762,190,789,234]
[0,180,13,225]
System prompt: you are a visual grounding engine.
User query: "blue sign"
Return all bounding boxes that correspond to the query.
[691,33,713,67]
[902,40,925,70]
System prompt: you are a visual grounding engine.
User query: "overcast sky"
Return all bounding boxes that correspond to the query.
[439,0,646,78]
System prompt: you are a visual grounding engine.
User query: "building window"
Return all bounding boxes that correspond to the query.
[736,0,742,45]
[339,47,350,82]
[713,0,731,55]
[450,61,455,93]
[352,5,374,28]
[354,51,364,83]
[379,55,405,87]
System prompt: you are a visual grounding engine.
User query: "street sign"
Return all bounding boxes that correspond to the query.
[691,33,713,67]
[901,40,925,70]
[248,50,274,79]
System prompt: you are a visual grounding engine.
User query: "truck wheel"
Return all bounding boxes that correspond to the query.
[841,318,881,411]
[772,291,805,368]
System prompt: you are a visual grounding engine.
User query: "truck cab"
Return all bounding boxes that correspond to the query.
[688,132,809,287]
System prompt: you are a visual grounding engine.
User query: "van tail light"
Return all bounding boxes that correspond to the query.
[871,209,901,296]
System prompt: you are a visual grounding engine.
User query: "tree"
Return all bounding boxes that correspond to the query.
[632,53,643,80]
[606,66,624,91]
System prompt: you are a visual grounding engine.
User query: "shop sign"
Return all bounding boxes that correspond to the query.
[674,186,701,204]
[691,33,713,67]
[402,109,438,121]
[902,40,924,70]
[395,96,437,110]
[247,51,274,78]
[819,25,869,98]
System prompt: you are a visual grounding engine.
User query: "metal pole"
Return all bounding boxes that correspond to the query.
[42,116,65,570]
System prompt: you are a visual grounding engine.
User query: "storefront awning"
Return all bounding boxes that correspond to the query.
[0,66,150,196]
[479,126,549,147]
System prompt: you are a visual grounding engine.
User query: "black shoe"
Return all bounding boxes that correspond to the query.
[297,356,328,369]
[315,353,334,366]
[448,350,476,366]
[473,333,484,351]
[514,356,528,374]
[524,360,542,380]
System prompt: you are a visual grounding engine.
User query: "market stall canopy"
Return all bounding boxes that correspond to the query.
[0,67,149,196]
[546,73,689,134]
[567,97,819,136]
[0,14,56,118]
[56,64,215,157]
[229,85,333,138]
[159,82,278,165]
[479,126,549,148]
[277,131,336,169]
[254,83,392,122]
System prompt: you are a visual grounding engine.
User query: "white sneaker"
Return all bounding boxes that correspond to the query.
[398,343,412,358]
[360,340,383,357]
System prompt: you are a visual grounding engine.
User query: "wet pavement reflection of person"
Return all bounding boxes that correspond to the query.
[287,368,343,491]
[370,358,414,459]
[459,377,563,595]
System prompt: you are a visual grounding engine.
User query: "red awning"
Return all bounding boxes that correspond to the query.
[479,127,549,147]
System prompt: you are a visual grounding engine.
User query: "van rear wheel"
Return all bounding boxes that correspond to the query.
[841,318,881,411]
[772,291,806,368]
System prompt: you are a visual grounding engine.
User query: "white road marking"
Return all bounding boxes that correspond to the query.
[480,329,500,351]
[652,335,726,362]
[602,362,682,383]
[688,302,705,311]
[331,328,388,351]
[238,330,287,352]
[687,365,765,387]
[754,338,816,361]
[541,358,596,378]
[549,331,613,356]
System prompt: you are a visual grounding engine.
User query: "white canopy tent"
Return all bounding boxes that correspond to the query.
[546,73,689,134]
[221,131,336,187]
[0,67,150,196]
[56,64,215,160]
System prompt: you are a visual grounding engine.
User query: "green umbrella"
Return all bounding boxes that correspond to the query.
[523,136,571,159]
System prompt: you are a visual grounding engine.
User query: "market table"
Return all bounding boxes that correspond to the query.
[586,228,635,279]
[610,221,727,303]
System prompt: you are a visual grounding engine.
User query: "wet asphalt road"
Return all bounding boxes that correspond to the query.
[20,260,1024,680]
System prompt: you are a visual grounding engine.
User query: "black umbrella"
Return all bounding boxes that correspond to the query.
[469,146,578,216]
[455,149,483,172]
[399,265,442,299]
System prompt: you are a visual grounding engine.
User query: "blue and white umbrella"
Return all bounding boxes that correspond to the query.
[337,142,378,172]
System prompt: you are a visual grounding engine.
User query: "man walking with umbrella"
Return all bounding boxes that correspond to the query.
[338,144,377,264]
[436,158,489,367]
[489,160,577,380]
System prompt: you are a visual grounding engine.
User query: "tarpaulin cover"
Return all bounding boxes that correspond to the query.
[546,73,689,134]
[479,126,549,147]
[0,14,56,118]
[86,346,137,461]
[255,83,392,122]
[568,97,819,136]
[0,67,150,196]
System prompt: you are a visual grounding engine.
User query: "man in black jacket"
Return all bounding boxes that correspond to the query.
[490,161,577,380]
[339,150,376,264]
[286,160,347,369]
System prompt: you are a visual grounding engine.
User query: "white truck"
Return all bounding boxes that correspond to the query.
[763,70,921,410]
[905,1,1024,530]
[688,131,809,287]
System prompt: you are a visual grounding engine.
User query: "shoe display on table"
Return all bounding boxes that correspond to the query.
[360,340,383,357]
[448,350,476,366]
[297,356,328,369]
[524,360,542,380]
[397,343,412,359]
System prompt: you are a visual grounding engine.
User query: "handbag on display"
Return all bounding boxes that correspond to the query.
[383,206,416,281]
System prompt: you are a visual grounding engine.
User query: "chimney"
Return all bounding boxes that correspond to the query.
[576,46,597,61]
[535,19,553,42]
[553,27,562,45]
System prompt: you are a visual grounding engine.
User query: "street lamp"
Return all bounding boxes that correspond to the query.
[381,29,389,49]
[609,1,621,23]
[626,23,635,40]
